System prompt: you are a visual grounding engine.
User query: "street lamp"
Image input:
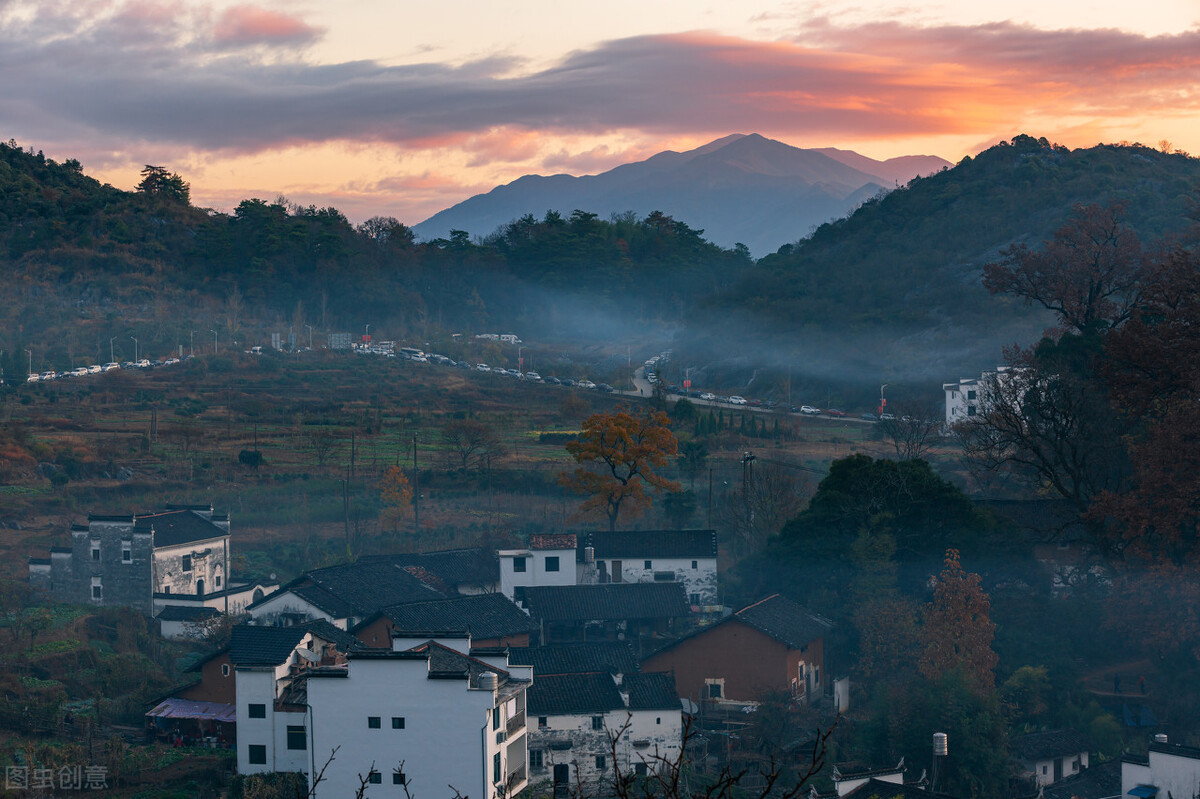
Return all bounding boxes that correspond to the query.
[130,336,138,362]
[190,331,196,357]
[25,348,32,376]
[108,337,116,364]
[210,329,218,354]
[365,324,371,344]
[879,384,888,416]
[305,325,313,349]
[517,345,524,372]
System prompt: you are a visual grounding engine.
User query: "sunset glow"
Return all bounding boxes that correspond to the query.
[4,0,1198,227]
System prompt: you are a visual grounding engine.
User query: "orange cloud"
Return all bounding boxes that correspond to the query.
[212,5,322,47]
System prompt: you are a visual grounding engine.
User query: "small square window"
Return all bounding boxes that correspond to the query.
[368,771,382,784]
[122,549,131,562]
[644,560,652,569]
[392,716,405,729]
[91,585,102,600]
[591,716,603,730]
[248,704,266,719]
[248,744,266,764]
[691,560,698,569]
[287,725,306,750]
[91,548,100,561]
[215,574,221,587]
[656,717,661,724]
[530,750,544,770]
[545,556,560,572]
[595,755,606,770]
[368,716,381,729]
[163,585,171,594]
[689,593,701,606]
[393,772,407,785]
[514,586,527,604]
[538,716,547,728]
[707,682,723,699]
[635,763,648,776]
[513,556,527,573]
[221,664,230,677]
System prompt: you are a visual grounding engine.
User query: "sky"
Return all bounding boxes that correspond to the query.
[3,0,1199,227]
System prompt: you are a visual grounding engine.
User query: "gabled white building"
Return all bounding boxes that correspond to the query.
[303,636,531,799]
[499,534,578,604]
[1123,737,1200,799]
[942,366,1024,427]
[526,671,682,791]
[577,530,719,609]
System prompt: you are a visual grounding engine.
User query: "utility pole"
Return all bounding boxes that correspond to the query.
[130,336,138,362]
[412,433,420,536]
[741,451,756,557]
[211,329,218,354]
[25,348,31,376]
[190,331,195,357]
[879,384,888,416]
[108,337,115,364]
[305,325,313,349]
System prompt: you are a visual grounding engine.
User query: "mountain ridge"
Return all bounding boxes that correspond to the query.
[413,134,951,255]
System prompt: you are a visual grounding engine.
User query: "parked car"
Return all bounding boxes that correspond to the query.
[578,380,597,390]
[880,413,896,420]
[729,396,747,405]
[800,405,821,415]
[596,383,614,392]
[562,378,577,387]
[103,362,121,371]
[700,392,716,401]
[525,372,542,382]
[476,364,490,372]
[26,373,39,383]
[826,408,847,417]
[545,376,561,385]
[860,413,878,421]
[87,365,102,374]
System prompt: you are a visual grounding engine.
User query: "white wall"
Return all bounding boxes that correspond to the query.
[594,557,718,607]
[248,591,342,628]
[1123,747,1200,799]
[529,708,682,789]
[305,657,524,799]
[499,548,575,600]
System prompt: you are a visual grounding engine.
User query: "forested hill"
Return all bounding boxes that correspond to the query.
[0,140,750,371]
[688,135,1200,384]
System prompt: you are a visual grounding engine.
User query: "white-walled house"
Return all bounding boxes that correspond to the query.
[1123,738,1200,799]
[499,534,578,603]
[1014,729,1090,787]
[942,366,1024,427]
[577,530,719,609]
[526,671,682,791]
[302,638,531,799]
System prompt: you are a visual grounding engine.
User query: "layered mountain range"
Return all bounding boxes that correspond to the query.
[414,134,951,256]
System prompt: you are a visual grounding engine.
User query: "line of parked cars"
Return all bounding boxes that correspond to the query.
[26,357,184,383]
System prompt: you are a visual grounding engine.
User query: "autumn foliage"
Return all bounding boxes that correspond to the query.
[378,466,413,532]
[559,408,680,530]
[919,549,998,696]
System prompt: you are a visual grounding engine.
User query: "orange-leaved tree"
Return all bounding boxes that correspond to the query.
[378,466,413,533]
[919,548,998,696]
[559,407,680,531]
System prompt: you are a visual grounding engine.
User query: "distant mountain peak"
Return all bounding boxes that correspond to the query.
[414,136,951,255]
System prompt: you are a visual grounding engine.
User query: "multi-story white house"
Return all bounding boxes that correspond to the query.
[577,530,719,609]
[302,636,531,799]
[942,366,1024,427]
[499,534,578,604]
[1123,737,1200,799]
[526,671,682,791]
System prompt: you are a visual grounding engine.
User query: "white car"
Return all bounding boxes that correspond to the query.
[26,373,39,383]
[40,371,56,381]
[578,380,597,390]
[69,367,89,377]
[87,364,102,374]
[729,396,747,405]
[103,362,121,371]
[476,364,490,372]
[136,359,151,368]
[525,372,542,382]
[700,392,716,401]
[800,405,821,415]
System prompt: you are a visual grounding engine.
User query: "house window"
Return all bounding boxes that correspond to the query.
[368,771,382,784]
[595,756,606,770]
[644,560,652,569]
[530,750,544,771]
[635,763,648,776]
[287,726,306,750]
[967,405,977,416]
[656,717,661,725]
[691,560,698,569]
[248,704,266,719]
[368,716,381,729]
[91,546,100,561]
[248,744,266,765]
[545,556,560,572]
[1042,766,1048,775]
[514,586,527,604]
[591,716,603,730]
[163,585,171,594]
[493,752,501,784]
[221,664,230,677]
[182,555,192,572]
[392,716,405,729]
[393,772,407,785]
[122,547,131,562]
[690,593,701,606]
[493,708,501,730]
[215,574,221,588]
[513,556,527,573]
[91,577,102,600]
[706,680,723,699]
[967,390,977,400]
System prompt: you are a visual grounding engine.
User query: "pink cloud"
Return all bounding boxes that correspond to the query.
[212,5,322,47]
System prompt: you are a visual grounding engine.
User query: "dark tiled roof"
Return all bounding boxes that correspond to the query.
[133,510,228,548]
[844,779,962,799]
[377,594,538,640]
[1041,762,1121,799]
[286,584,359,619]
[296,559,446,617]
[228,620,361,667]
[402,641,511,687]
[577,530,718,561]
[1013,729,1091,761]
[624,672,679,710]
[368,548,499,591]
[156,605,221,622]
[28,557,51,566]
[527,672,625,716]
[531,534,577,550]
[508,642,638,675]
[523,583,690,622]
[733,595,832,649]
